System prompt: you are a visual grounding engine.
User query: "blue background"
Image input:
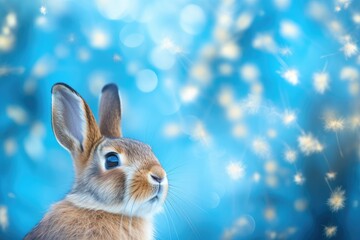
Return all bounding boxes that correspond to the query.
[1,0,360,239]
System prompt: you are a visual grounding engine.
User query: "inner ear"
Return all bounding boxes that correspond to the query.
[99,83,122,138]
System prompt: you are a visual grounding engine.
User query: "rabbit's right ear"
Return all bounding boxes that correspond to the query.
[51,83,101,161]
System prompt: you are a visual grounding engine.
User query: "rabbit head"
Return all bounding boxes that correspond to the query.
[51,83,168,218]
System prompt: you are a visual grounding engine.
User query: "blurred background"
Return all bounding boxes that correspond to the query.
[0,0,360,239]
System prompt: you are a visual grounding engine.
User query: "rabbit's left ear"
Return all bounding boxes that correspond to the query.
[99,83,122,138]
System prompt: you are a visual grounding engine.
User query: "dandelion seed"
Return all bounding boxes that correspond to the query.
[265,161,277,174]
[313,72,330,94]
[40,6,47,15]
[342,41,358,58]
[282,110,297,125]
[226,162,246,180]
[284,149,297,163]
[267,129,277,138]
[89,28,110,49]
[281,69,299,85]
[325,118,345,132]
[294,172,305,185]
[298,133,324,155]
[324,225,337,238]
[5,12,17,28]
[327,187,346,212]
[335,0,351,11]
[326,171,337,181]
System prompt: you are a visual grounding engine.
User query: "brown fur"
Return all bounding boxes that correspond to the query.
[24,201,151,240]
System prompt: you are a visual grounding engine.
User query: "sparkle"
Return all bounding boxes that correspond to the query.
[226,161,246,180]
[324,226,337,238]
[326,171,337,181]
[282,110,297,125]
[40,6,47,15]
[294,172,305,185]
[281,69,299,85]
[327,187,346,212]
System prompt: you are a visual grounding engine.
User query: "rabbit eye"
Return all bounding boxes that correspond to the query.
[105,152,120,170]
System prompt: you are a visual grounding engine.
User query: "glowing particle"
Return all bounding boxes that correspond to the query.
[0,206,8,231]
[4,138,17,156]
[89,29,110,49]
[294,172,305,185]
[324,226,337,238]
[232,124,248,138]
[6,105,28,124]
[325,118,345,132]
[252,172,261,182]
[226,103,243,121]
[252,33,278,53]
[163,123,181,138]
[294,198,308,212]
[226,161,246,180]
[340,66,359,81]
[236,12,253,31]
[220,42,241,60]
[265,160,277,174]
[252,138,271,159]
[180,85,199,103]
[281,69,299,85]
[191,63,212,84]
[327,187,345,212]
[353,13,360,24]
[264,207,276,221]
[282,110,297,125]
[6,12,17,28]
[40,6,47,15]
[313,72,330,94]
[219,63,233,75]
[342,41,358,58]
[273,0,290,10]
[218,87,234,107]
[298,133,324,155]
[326,171,337,181]
[240,63,259,82]
[349,114,360,129]
[267,129,277,138]
[284,149,297,163]
[280,20,300,39]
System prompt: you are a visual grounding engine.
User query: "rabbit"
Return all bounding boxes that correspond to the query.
[25,83,168,240]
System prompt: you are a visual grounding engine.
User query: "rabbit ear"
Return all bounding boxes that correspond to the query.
[99,83,122,138]
[52,83,101,160]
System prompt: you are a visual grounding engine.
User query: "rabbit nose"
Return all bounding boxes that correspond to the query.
[148,165,166,184]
